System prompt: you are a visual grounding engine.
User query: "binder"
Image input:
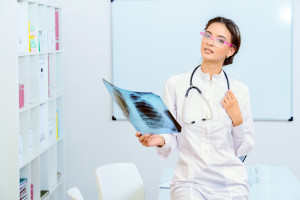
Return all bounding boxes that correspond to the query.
[56,111,59,139]
[19,84,24,108]
[55,9,60,50]
[29,22,38,53]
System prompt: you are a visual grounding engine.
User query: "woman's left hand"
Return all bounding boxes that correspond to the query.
[222,90,243,127]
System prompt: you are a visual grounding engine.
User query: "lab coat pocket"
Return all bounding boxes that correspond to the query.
[223,166,248,185]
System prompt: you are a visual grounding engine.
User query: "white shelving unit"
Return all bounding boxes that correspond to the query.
[16,0,65,200]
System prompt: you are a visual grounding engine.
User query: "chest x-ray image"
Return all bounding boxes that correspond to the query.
[103,79,181,134]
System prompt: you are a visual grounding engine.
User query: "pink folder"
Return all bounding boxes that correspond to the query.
[55,9,59,50]
[19,84,24,108]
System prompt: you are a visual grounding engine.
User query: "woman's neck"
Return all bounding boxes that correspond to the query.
[201,60,223,80]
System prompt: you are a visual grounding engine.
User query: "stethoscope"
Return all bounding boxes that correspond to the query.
[182,64,230,124]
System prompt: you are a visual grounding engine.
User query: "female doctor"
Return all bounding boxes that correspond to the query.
[136,16,255,200]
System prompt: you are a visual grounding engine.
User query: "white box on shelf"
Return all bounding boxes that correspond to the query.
[40,132,46,149]
[47,30,55,52]
[48,54,56,97]
[29,129,33,156]
[19,134,23,162]
[39,57,48,101]
[48,119,55,144]
[17,2,29,53]
[39,30,47,52]
[38,4,48,52]
[47,6,55,52]
[39,104,48,149]
[29,56,39,104]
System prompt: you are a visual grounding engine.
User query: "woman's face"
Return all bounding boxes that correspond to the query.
[200,22,236,64]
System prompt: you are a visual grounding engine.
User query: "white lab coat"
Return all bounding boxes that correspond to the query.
[157,66,255,200]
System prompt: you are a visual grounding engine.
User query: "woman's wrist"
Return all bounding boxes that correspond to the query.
[157,136,165,148]
[233,116,243,127]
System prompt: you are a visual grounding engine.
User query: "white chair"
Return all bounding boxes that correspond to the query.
[67,187,84,200]
[94,163,145,200]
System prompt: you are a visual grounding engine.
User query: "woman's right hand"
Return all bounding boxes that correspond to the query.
[135,132,165,147]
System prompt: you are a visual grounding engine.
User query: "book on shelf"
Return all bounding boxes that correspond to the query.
[28,21,38,53]
[56,111,59,139]
[31,184,33,200]
[40,190,49,200]
[55,8,60,50]
[20,178,27,189]
[20,178,28,200]
[19,84,24,108]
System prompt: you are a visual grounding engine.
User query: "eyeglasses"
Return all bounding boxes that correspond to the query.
[200,31,235,48]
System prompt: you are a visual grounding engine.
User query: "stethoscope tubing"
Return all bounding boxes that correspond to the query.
[182,65,230,124]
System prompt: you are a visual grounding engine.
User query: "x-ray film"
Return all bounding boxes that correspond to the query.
[103,79,181,134]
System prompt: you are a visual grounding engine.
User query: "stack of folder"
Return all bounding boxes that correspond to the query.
[20,178,28,200]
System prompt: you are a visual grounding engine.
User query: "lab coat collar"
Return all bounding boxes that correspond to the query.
[198,65,225,82]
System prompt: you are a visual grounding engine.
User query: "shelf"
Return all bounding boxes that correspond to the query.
[18,0,38,3]
[19,138,63,170]
[17,51,63,57]
[15,1,65,199]
[19,94,63,113]
[19,152,39,170]
[18,0,63,9]
[49,179,64,197]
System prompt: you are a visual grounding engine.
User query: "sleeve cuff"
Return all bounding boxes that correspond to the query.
[232,122,246,139]
[156,134,171,152]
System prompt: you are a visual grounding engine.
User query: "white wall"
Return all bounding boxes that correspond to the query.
[0,1,19,199]
[63,0,300,200]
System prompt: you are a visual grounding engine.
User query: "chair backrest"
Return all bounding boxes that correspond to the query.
[67,187,84,200]
[94,163,145,200]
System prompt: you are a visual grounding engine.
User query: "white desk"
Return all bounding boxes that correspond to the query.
[158,166,300,200]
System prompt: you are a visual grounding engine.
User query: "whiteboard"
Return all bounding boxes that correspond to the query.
[111,0,293,121]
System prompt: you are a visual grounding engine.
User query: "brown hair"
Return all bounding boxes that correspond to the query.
[204,16,241,66]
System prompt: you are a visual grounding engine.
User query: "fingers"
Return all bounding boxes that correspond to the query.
[222,95,229,108]
[226,90,236,101]
[222,98,227,108]
[137,133,152,146]
[141,136,152,147]
[223,90,237,108]
[139,134,149,142]
[225,90,233,101]
[135,132,142,137]
[136,132,151,147]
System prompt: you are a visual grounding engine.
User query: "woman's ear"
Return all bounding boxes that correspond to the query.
[227,47,236,57]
